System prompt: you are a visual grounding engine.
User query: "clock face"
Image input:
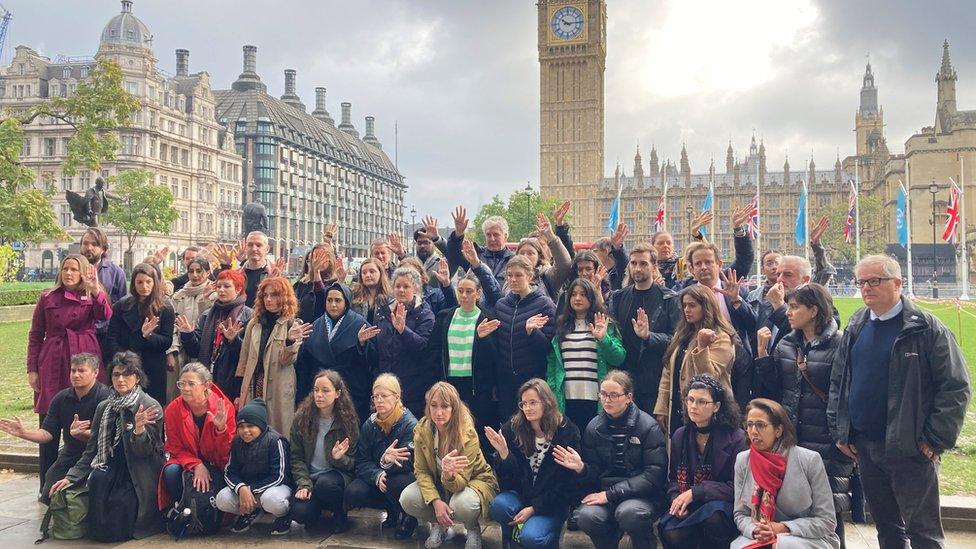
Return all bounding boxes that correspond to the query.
[551,6,584,40]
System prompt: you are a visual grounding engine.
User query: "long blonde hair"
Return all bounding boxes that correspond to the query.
[49,254,96,297]
[424,382,473,457]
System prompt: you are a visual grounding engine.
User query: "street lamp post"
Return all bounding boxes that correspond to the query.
[686,204,694,241]
[929,180,940,298]
[525,181,533,235]
[410,206,417,254]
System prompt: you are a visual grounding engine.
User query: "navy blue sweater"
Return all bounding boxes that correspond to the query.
[849,312,903,441]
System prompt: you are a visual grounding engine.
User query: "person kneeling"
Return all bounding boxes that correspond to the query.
[216,398,293,535]
[289,370,360,532]
[400,382,499,549]
[554,370,669,549]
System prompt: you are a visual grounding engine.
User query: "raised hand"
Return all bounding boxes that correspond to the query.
[610,222,628,249]
[274,255,287,274]
[387,232,405,258]
[691,211,713,235]
[483,426,509,460]
[461,238,481,268]
[391,301,407,334]
[440,449,470,478]
[718,268,745,301]
[525,313,549,334]
[535,212,555,241]
[334,255,348,282]
[83,264,100,291]
[553,200,572,226]
[219,317,243,340]
[331,437,351,460]
[421,215,439,240]
[756,327,773,358]
[767,281,785,309]
[434,258,451,287]
[589,312,609,341]
[287,318,313,341]
[593,264,608,285]
[452,205,469,236]
[209,399,228,432]
[141,316,160,339]
[553,444,584,473]
[358,324,380,344]
[382,439,411,467]
[476,318,501,338]
[233,240,246,263]
[731,204,752,229]
[631,307,650,340]
[151,246,170,265]
[69,414,91,439]
[133,404,159,435]
[810,215,829,245]
[697,328,718,349]
[175,314,195,333]
[322,222,338,243]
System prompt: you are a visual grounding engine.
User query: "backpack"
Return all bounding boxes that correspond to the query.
[165,468,222,539]
[36,484,88,542]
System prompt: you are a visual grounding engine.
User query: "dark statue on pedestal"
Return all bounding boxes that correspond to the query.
[65,177,113,227]
[242,201,268,237]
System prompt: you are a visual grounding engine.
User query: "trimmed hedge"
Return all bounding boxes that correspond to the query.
[0,288,44,306]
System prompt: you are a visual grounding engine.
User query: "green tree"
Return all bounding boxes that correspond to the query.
[820,194,887,266]
[471,190,565,244]
[101,169,178,262]
[0,57,140,247]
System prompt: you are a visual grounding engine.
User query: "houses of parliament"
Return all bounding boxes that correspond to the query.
[538,0,976,281]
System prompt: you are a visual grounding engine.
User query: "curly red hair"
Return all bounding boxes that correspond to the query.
[252,276,298,319]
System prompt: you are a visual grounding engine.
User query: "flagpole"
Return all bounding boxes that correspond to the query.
[803,179,810,261]
[709,170,716,239]
[854,159,861,262]
[756,155,761,279]
[958,154,969,299]
[905,161,915,297]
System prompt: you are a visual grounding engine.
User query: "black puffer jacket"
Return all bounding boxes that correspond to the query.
[755,320,853,513]
[578,403,668,506]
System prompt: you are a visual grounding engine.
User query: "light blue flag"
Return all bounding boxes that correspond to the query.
[897,184,909,247]
[607,184,622,233]
[794,184,807,245]
[700,189,713,237]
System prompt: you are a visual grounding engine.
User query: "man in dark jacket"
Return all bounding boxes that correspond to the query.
[444,206,514,288]
[608,243,680,413]
[828,255,971,549]
[170,246,201,293]
[682,241,757,358]
[672,205,755,290]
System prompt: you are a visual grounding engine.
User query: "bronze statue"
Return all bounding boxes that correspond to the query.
[66,176,113,227]
[242,200,269,236]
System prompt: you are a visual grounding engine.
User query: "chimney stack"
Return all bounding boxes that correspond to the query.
[363,116,381,149]
[280,69,306,112]
[311,87,335,125]
[175,49,189,76]
[232,45,266,92]
[338,102,359,138]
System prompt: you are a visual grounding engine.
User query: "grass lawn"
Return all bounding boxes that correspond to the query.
[0,282,53,292]
[1,298,975,493]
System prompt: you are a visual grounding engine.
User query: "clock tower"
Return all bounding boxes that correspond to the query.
[538,0,607,242]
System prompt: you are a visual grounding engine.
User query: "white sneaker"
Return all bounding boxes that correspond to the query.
[425,522,447,548]
[464,527,483,549]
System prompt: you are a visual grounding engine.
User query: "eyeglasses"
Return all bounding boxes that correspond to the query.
[685,397,715,407]
[854,277,894,288]
[518,399,541,409]
[176,380,202,389]
[599,391,628,402]
[745,421,771,431]
[371,393,396,402]
[111,370,136,378]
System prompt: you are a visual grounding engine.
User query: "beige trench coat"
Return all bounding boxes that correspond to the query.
[236,315,302,435]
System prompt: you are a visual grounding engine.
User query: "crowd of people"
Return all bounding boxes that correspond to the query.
[1,200,970,549]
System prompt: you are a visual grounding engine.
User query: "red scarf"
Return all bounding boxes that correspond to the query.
[743,445,787,549]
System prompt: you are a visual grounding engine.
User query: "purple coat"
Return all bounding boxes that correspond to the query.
[27,287,112,414]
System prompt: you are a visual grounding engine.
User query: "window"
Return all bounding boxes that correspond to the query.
[22,138,30,157]
[63,67,71,79]
[61,174,72,190]
[159,143,168,162]
[81,66,89,79]
[80,170,91,188]
[44,138,56,157]
[148,138,156,158]
[125,81,138,96]
[60,204,72,227]
[181,149,189,166]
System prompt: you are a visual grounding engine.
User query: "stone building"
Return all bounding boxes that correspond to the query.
[214,45,405,259]
[4,0,244,272]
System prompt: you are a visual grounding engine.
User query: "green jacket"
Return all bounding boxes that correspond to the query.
[290,415,360,491]
[546,323,626,412]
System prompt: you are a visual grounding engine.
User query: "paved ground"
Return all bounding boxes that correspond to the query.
[2,472,975,548]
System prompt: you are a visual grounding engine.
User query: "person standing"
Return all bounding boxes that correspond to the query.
[829,255,971,549]
[170,246,202,293]
[167,257,214,401]
[445,206,514,288]
[79,227,127,364]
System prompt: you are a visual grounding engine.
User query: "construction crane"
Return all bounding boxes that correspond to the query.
[0,3,11,62]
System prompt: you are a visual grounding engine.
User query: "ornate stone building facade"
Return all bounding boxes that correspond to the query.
[537,0,607,243]
[3,1,244,272]
[214,46,404,259]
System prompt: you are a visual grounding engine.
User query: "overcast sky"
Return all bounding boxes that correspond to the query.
[10,0,976,221]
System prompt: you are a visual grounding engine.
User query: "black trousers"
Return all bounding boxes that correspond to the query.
[290,471,346,526]
[565,399,598,433]
[448,376,497,449]
[37,414,58,494]
[854,435,944,549]
[658,509,737,548]
[345,472,415,514]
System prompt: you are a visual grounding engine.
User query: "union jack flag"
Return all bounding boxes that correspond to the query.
[746,193,761,239]
[844,181,857,244]
[943,183,961,244]
[653,193,666,232]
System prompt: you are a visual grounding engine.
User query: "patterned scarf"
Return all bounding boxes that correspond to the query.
[92,386,144,469]
[743,445,788,549]
[324,313,344,341]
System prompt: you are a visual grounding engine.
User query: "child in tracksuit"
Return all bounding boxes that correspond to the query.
[216,398,294,535]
